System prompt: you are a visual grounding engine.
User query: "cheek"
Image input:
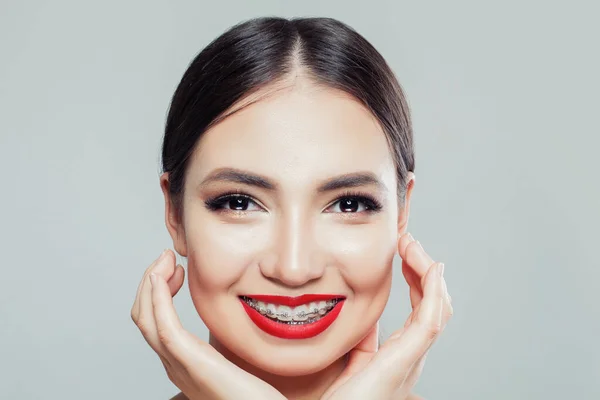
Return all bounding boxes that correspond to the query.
[184,215,268,291]
[317,219,397,291]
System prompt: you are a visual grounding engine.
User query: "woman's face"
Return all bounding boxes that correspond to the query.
[164,79,410,376]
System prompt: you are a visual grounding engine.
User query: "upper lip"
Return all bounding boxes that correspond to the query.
[240,294,346,307]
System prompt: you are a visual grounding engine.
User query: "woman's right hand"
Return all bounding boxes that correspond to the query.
[130,249,287,400]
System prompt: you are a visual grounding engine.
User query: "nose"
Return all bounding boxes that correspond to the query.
[258,212,326,287]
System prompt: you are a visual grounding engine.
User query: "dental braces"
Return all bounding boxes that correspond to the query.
[241,296,341,320]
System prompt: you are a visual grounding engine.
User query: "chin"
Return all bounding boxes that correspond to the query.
[238,337,349,376]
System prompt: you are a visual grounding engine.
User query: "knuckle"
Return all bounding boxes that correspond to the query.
[157,324,175,347]
[423,320,442,339]
[165,368,175,383]
[136,317,153,336]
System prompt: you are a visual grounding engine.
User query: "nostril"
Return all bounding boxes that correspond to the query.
[264,273,321,288]
[258,252,326,286]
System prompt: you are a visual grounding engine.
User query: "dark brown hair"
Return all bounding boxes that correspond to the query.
[162,16,415,221]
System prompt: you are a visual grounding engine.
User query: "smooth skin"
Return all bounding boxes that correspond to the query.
[170,81,404,384]
[130,233,453,399]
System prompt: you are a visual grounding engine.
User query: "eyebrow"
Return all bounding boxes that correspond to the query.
[197,168,388,193]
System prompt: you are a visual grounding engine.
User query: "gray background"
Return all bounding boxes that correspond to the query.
[1,0,598,399]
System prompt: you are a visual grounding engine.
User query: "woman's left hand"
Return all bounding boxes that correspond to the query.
[321,233,453,400]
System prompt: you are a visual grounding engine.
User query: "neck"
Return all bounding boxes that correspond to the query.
[208,333,347,400]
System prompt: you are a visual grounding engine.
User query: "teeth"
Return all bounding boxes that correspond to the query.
[308,302,320,317]
[265,303,277,318]
[292,304,309,321]
[242,296,341,323]
[318,301,327,315]
[276,306,293,321]
[257,301,267,315]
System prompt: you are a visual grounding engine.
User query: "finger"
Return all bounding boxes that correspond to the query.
[441,273,451,302]
[140,249,177,315]
[397,232,415,260]
[167,264,185,297]
[136,250,175,354]
[441,274,454,318]
[413,262,446,340]
[404,240,435,286]
[150,273,237,379]
[370,262,445,385]
[401,258,422,308]
[131,249,169,322]
[398,233,425,308]
[401,239,435,309]
[150,272,187,359]
[395,354,427,399]
[150,274,273,397]
[149,269,287,400]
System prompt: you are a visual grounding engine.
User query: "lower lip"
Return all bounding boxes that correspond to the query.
[240,299,345,339]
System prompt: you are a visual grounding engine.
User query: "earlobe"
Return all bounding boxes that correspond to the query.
[397,172,416,237]
[160,172,188,257]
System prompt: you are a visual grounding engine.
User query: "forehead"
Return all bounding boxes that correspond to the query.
[187,82,396,190]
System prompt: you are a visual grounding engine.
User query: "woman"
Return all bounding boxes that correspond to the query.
[130,16,453,400]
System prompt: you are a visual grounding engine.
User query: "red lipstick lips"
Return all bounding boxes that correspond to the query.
[239,294,346,340]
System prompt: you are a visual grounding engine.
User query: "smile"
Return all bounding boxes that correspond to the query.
[239,294,346,339]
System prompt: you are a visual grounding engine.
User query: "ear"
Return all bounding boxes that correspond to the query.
[397,172,415,236]
[160,172,188,257]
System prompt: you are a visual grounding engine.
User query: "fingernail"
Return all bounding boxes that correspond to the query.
[150,273,156,286]
[407,233,414,241]
[415,240,423,250]
[438,262,445,277]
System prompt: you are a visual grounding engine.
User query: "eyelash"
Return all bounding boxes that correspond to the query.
[204,190,383,214]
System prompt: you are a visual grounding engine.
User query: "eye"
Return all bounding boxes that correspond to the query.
[325,194,383,214]
[204,194,263,212]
